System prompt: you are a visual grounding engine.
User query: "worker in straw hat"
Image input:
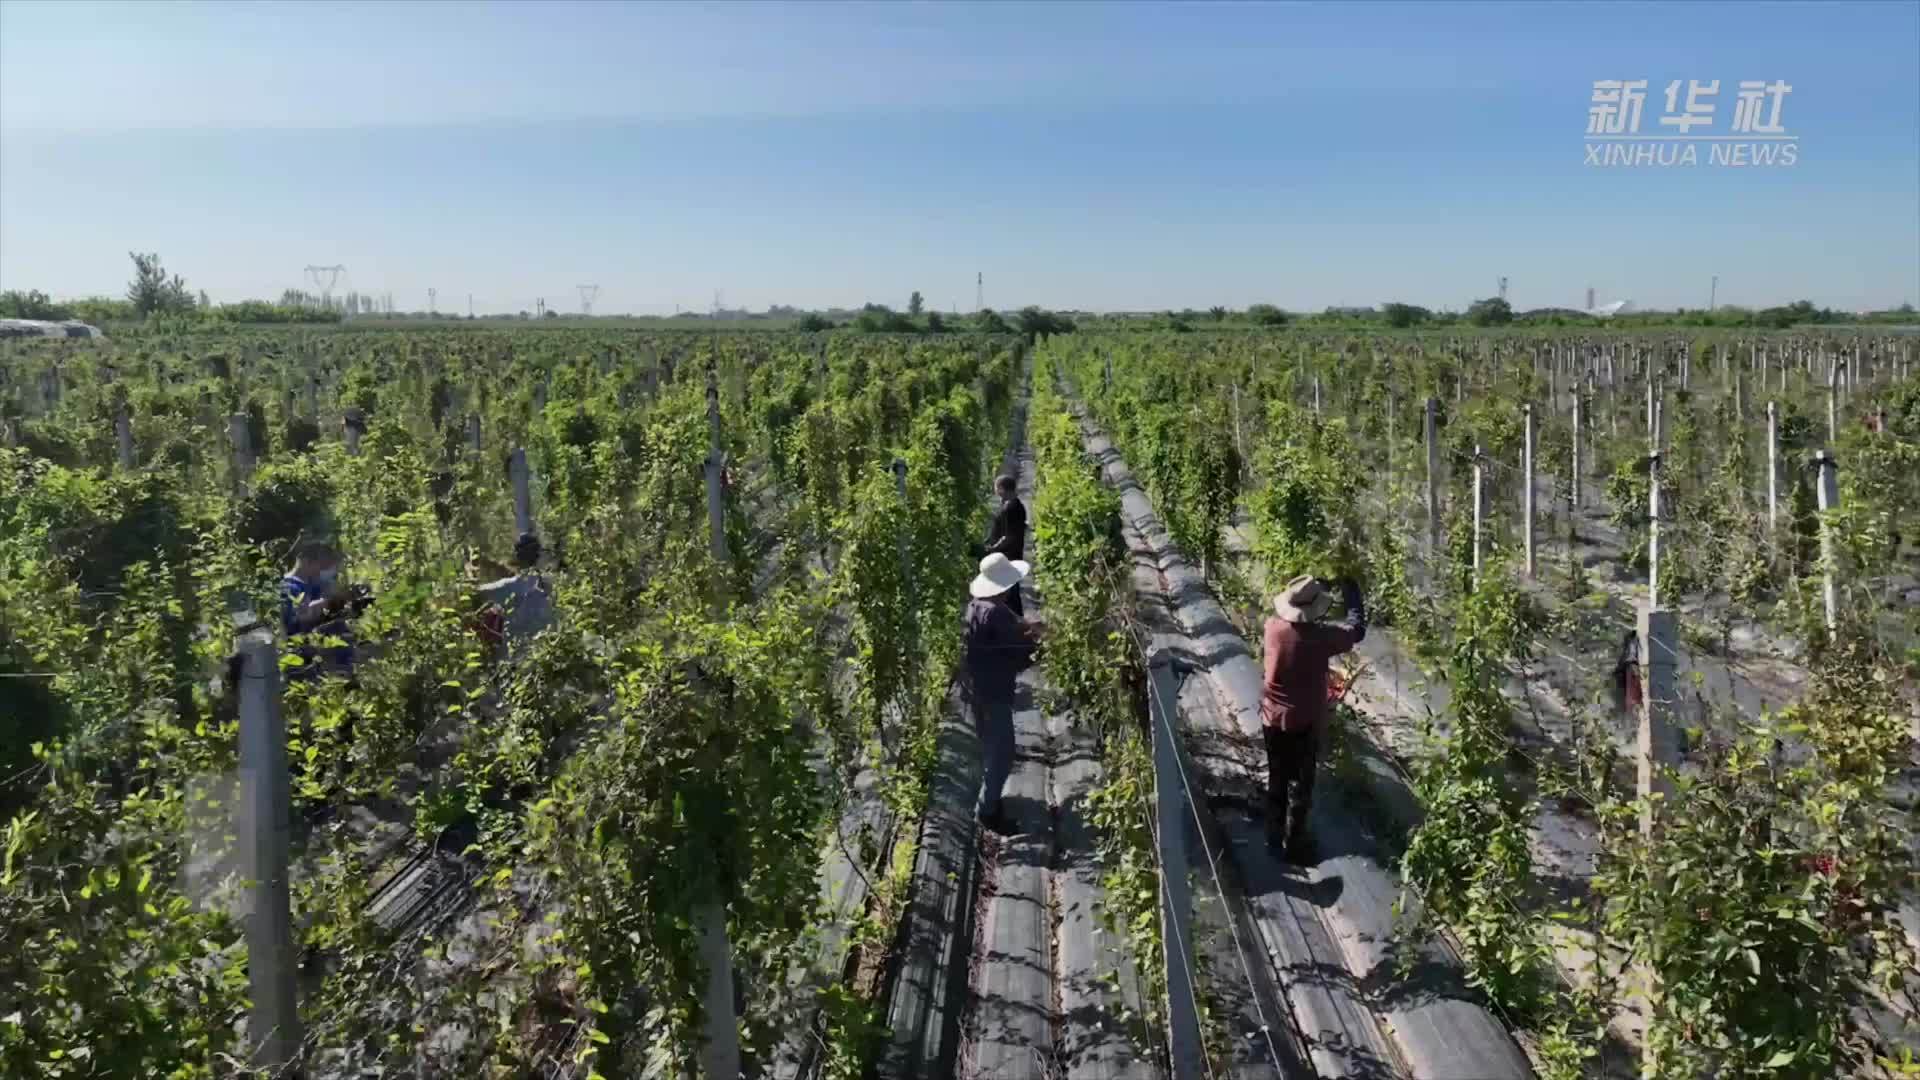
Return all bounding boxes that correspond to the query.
[1260,573,1366,863]
[962,552,1039,836]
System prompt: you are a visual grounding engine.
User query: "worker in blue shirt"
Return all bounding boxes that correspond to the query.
[281,541,368,680]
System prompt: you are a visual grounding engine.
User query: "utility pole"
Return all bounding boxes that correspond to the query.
[428,288,437,316]
[468,294,474,319]
[1708,275,1718,312]
[976,272,984,313]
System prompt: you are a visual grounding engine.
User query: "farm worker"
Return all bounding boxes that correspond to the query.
[281,541,371,680]
[470,532,555,661]
[1260,574,1366,863]
[974,474,1029,616]
[963,552,1039,836]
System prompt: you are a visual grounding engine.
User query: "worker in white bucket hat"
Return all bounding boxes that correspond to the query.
[962,552,1038,835]
[1260,573,1366,863]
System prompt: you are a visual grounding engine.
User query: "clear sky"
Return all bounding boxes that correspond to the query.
[2,0,1916,315]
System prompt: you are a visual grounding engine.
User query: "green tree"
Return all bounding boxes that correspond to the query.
[1466,296,1513,326]
[1247,303,1289,327]
[908,290,924,316]
[0,290,72,320]
[1015,305,1075,342]
[926,310,946,332]
[797,313,834,332]
[1209,306,1228,321]
[1383,301,1431,328]
[125,252,194,317]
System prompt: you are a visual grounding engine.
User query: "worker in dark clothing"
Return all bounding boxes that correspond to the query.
[963,552,1038,835]
[978,474,1028,616]
[1260,573,1366,863]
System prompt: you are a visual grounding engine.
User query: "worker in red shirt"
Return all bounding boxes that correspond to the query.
[1260,574,1366,863]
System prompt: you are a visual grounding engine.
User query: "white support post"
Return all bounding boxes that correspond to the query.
[1231,382,1243,461]
[1648,451,1663,609]
[1472,445,1486,587]
[1522,405,1535,578]
[229,413,254,491]
[510,448,534,537]
[1765,402,1778,533]
[466,413,482,453]
[1312,374,1322,415]
[1424,398,1440,554]
[305,377,319,422]
[1147,652,1204,1080]
[1813,450,1839,637]
[1571,391,1583,511]
[115,396,135,470]
[343,409,365,457]
[235,620,300,1068]
[1827,356,1839,445]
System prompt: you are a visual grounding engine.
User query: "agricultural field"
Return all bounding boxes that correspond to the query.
[0,322,1915,1079]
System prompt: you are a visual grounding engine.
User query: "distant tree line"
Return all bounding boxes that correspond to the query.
[1,253,341,326]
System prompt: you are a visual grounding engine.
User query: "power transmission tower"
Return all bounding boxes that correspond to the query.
[305,265,346,310]
[428,288,437,315]
[578,284,600,316]
[1498,276,1509,303]
[976,272,984,312]
[468,294,474,318]
[1709,275,1718,311]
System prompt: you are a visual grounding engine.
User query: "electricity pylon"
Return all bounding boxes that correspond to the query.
[305,265,346,309]
[578,284,600,316]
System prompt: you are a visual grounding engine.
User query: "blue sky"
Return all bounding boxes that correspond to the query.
[2,0,1916,314]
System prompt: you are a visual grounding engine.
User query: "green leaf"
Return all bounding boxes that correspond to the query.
[1765,1049,1796,1068]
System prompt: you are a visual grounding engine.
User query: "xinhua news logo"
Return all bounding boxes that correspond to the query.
[1585,80,1798,168]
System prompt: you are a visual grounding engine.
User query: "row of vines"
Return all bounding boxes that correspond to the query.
[1051,329,1918,1078]
[0,326,1017,1076]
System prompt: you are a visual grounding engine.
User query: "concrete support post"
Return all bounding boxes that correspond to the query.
[1147,652,1204,1080]
[510,448,534,537]
[343,409,365,457]
[1637,603,1679,838]
[1522,405,1536,578]
[229,413,254,491]
[236,622,300,1067]
[467,413,482,453]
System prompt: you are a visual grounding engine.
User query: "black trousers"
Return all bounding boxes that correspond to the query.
[1262,725,1317,847]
